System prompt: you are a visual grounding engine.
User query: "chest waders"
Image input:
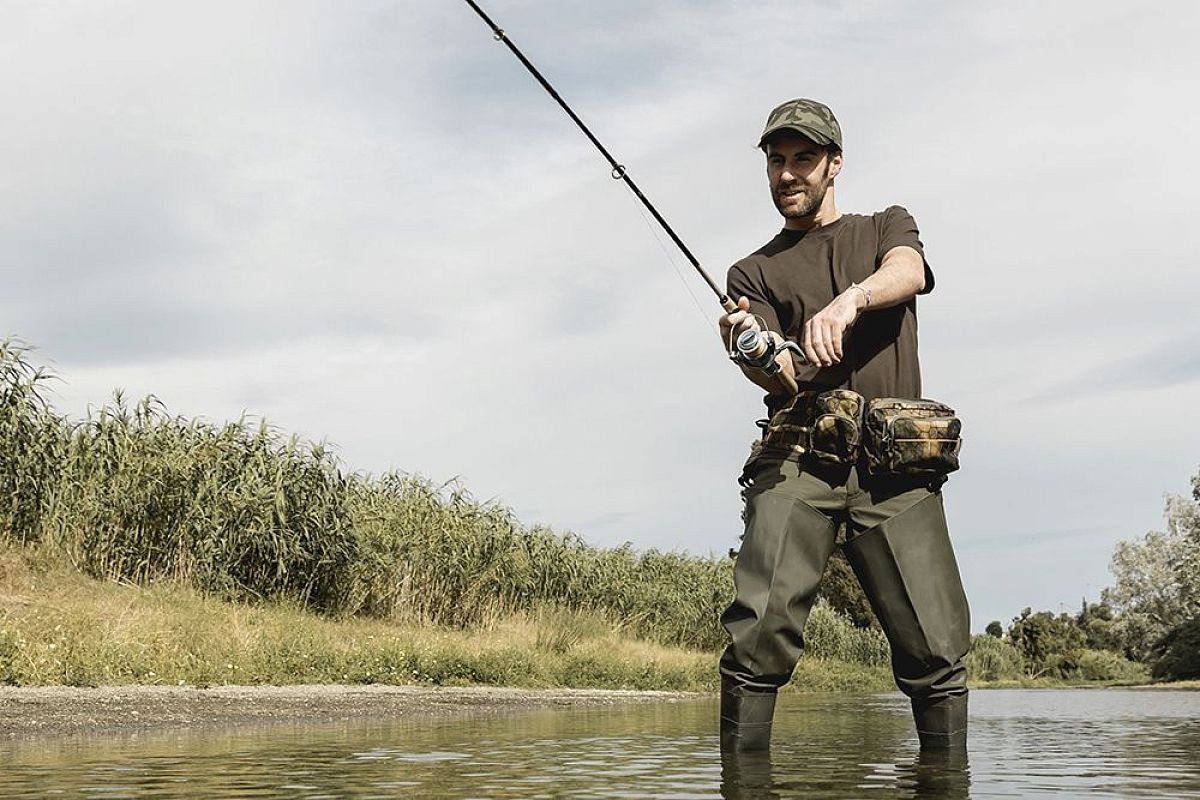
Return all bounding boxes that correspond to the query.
[719,459,970,754]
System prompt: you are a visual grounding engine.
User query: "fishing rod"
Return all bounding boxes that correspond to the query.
[460,0,802,392]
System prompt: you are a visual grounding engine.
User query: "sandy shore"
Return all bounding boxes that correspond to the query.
[0,685,705,738]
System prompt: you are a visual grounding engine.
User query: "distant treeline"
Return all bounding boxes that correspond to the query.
[2,340,1194,683]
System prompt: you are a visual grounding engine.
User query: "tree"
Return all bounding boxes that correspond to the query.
[1177,471,1200,611]
[1102,470,1200,661]
[1076,599,1122,653]
[1008,607,1086,677]
[1152,617,1200,681]
[985,620,1003,638]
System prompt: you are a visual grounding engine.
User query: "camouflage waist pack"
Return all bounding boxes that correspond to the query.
[863,398,962,478]
[761,389,865,465]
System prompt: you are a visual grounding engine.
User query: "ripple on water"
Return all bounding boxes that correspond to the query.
[0,689,1198,798]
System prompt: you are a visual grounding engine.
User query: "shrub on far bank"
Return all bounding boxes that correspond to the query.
[966,633,1024,681]
[1152,618,1200,681]
[802,600,890,667]
[1072,649,1147,683]
[966,633,1146,684]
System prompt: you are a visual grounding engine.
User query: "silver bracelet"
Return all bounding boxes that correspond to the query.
[849,282,872,308]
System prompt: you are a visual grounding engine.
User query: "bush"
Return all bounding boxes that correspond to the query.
[1008,607,1087,676]
[1073,649,1147,682]
[802,600,890,667]
[1152,618,1200,681]
[965,633,1024,681]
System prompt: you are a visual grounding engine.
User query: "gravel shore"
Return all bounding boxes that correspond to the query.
[0,685,704,738]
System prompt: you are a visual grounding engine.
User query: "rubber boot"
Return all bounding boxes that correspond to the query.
[842,492,970,750]
[913,693,968,752]
[719,680,777,753]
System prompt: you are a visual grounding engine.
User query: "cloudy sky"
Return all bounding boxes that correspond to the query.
[4,0,1199,629]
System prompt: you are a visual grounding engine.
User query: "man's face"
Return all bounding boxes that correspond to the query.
[765,134,842,222]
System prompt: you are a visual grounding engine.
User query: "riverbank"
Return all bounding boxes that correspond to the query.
[0,684,702,737]
[0,546,893,696]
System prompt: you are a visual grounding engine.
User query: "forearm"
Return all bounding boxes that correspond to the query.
[799,244,927,367]
[847,245,926,312]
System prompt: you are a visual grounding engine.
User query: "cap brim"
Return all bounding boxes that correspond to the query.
[757,125,834,149]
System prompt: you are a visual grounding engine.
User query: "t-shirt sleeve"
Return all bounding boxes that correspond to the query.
[727,260,784,337]
[878,205,935,295]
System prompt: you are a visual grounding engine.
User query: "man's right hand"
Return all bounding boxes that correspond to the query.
[719,295,801,396]
[718,296,760,351]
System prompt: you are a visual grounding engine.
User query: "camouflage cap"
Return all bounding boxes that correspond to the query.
[758,98,842,150]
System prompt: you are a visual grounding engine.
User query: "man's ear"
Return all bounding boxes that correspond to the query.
[827,150,844,180]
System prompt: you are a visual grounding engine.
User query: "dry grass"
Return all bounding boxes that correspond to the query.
[0,545,714,689]
[0,546,893,692]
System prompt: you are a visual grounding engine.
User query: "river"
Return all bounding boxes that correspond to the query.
[1,688,1197,798]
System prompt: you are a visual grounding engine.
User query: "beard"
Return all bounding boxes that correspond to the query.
[772,162,832,220]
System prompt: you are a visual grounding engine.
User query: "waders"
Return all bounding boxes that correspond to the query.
[843,491,970,750]
[719,459,970,753]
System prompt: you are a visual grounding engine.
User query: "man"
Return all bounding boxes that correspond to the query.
[717,98,971,754]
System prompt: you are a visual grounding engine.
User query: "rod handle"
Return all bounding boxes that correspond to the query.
[734,329,801,397]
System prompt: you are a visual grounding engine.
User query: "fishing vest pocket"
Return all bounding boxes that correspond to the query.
[761,389,864,465]
[864,398,962,478]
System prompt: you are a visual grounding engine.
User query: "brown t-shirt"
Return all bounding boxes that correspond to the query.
[726,206,935,416]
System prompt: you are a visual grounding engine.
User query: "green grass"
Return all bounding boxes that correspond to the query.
[0,545,891,691]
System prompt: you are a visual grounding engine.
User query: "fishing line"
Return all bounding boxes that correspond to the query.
[461,0,802,390]
[622,188,718,335]
[461,0,736,314]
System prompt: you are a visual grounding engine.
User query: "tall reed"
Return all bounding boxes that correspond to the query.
[1,340,737,649]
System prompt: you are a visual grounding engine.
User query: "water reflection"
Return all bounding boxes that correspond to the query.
[0,689,1197,798]
[721,747,970,800]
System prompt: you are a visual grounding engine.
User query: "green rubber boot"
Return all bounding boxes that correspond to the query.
[719,680,777,753]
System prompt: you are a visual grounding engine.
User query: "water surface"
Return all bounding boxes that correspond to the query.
[1,689,1198,798]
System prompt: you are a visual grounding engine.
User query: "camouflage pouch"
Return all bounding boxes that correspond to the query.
[808,389,865,465]
[760,392,817,458]
[864,397,962,478]
[761,389,864,465]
